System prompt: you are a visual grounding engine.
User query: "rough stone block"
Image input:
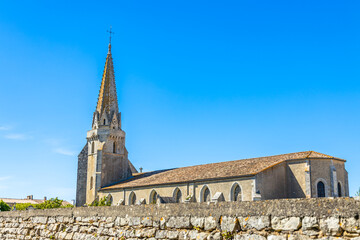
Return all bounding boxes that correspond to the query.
[239,216,270,230]
[160,217,166,229]
[320,217,341,236]
[288,234,313,240]
[212,192,225,203]
[191,217,205,229]
[120,217,129,226]
[302,217,318,230]
[140,217,152,227]
[235,234,267,240]
[268,235,286,240]
[271,217,301,231]
[142,228,156,238]
[207,232,222,240]
[167,216,191,229]
[31,217,47,224]
[340,217,359,233]
[205,216,218,231]
[220,216,239,232]
[167,230,179,239]
[155,230,167,239]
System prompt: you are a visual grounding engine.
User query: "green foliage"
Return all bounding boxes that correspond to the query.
[356,188,360,197]
[90,196,111,206]
[222,231,234,240]
[37,197,63,209]
[12,203,33,211]
[12,198,73,211]
[0,200,10,211]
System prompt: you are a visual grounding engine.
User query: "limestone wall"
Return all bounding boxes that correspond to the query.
[0,198,360,240]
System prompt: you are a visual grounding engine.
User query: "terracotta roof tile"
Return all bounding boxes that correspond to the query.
[101,151,343,190]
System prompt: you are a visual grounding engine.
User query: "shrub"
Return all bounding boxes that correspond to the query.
[13,198,73,211]
[90,196,111,206]
[0,200,10,211]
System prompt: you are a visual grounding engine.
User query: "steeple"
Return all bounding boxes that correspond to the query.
[95,43,119,116]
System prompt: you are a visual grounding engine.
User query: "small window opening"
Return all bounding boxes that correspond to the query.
[113,142,116,153]
[338,182,342,197]
[103,119,106,125]
[232,184,242,201]
[129,192,136,205]
[150,190,158,204]
[90,176,94,190]
[174,188,182,203]
[202,186,211,202]
[317,181,325,197]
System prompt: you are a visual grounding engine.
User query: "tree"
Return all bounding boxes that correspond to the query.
[356,188,360,197]
[0,200,10,211]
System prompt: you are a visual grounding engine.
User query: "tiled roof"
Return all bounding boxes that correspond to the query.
[0,198,43,205]
[101,151,344,190]
[0,198,71,206]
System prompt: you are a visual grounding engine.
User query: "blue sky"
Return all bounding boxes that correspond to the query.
[0,0,359,201]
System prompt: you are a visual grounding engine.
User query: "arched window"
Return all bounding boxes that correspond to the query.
[317,181,325,197]
[150,190,158,204]
[231,183,242,201]
[200,186,211,202]
[91,142,95,154]
[90,176,94,190]
[103,119,106,125]
[173,188,182,203]
[129,192,136,205]
[338,182,342,197]
[113,142,116,153]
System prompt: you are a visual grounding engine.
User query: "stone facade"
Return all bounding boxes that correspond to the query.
[98,157,348,205]
[76,144,88,207]
[1,198,360,239]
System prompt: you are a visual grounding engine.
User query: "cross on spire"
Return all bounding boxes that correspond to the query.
[107,26,115,44]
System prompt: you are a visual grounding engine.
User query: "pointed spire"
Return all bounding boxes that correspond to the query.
[95,42,119,118]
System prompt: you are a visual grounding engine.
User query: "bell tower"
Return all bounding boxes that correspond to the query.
[76,37,137,206]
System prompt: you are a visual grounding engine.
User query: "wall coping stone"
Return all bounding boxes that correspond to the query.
[0,197,358,219]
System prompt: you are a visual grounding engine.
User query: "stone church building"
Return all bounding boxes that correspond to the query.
[76,42,349,207]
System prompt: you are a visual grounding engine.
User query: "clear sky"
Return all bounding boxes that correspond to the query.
[0,0,359,201]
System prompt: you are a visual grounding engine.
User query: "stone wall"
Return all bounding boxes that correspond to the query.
[1,198,360,240]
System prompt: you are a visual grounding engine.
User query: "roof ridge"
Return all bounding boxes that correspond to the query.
[164,150,332,170]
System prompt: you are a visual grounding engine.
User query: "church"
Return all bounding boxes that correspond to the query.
[75,41,349,207]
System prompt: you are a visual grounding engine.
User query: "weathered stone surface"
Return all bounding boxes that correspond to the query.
[320,217,341,236]
[268,235,286,240]
[166,216,191,229]
[160,217,166,229]
[220,216,239,232]
[288,234,311,240]
[142,216,153,227]
[191,217,204,229]
[208,232,222,240]
[0,198,360,239]
[235,234,267,240]
[239,216,270,230]
[271,217,301,231]
[302,217,318,230]
[31,217,47,224]
[129,217,141,226]
[205,216,217,231]
[340,217,359,233]
[167,230,179,239]
[155,230,168,239]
